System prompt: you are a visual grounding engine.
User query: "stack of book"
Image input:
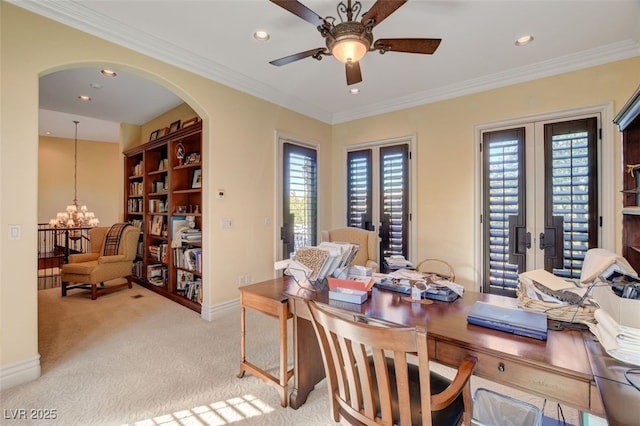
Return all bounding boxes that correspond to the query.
[147,264,167,286]
[181,229,202,243]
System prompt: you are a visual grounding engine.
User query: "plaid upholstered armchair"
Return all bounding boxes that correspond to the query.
[61,224,140,300]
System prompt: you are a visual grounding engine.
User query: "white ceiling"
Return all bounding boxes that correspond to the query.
[12,0,640,142]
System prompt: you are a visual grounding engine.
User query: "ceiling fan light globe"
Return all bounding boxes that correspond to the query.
[332,38,368,64]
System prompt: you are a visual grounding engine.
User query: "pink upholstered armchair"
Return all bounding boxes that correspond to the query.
[320,227,379,272]
[61,224,140,300]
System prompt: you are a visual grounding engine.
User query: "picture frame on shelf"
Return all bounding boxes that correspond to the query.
[150,215,164,236]
[149,129,160,141]
[182,116,199,128]
[192,169,202,188]
[169,120,181,133]
[185,152,200,164]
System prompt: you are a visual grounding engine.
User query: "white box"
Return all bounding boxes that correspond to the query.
[592,284,640,329]
[329,287,368,304]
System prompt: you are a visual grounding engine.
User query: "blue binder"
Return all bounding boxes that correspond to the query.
[467,301,548,341]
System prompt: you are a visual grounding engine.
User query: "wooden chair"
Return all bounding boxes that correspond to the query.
[61,224,140,300]
[308,300,476,425]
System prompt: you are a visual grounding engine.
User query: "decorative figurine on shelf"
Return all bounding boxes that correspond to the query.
[176,142,185,166]
[187,215,196,229]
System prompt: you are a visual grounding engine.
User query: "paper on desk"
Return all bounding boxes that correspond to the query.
[429,279,465,297]
[519,269,575,291]
[580,248,637,284]
[587,309,640,366]
[388,269,424,281]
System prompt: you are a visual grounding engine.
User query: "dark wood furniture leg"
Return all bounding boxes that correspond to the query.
[289,315,326,409]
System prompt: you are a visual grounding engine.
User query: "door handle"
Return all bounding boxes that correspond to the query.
[539,232,552,250]
[539,216,564,269]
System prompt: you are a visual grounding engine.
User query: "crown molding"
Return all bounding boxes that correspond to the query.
[8,0,334,123]
[9,0,640,126]
[332,39,640,124]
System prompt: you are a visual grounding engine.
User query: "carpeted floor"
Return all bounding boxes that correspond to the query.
[0,283,584,425]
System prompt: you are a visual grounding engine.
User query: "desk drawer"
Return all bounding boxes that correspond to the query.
[241,291,288,318]
[436,341,590,410]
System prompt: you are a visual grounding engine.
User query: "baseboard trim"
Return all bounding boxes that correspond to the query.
[200,298,239,321]
[0,355,41,391]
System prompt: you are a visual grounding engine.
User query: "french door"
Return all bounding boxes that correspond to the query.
[481,116,600,295]
[281,142,317,259]
[347,142,410,260]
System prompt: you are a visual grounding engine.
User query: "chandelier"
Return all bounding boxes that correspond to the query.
[49,120,100,228]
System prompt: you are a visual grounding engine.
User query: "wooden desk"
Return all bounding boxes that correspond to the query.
[238,281,293,407]
[242,277,638,424]
[285,279,596,413]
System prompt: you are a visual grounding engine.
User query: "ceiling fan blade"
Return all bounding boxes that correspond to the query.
[269,48,326,66]
[346,61,362,86]
[362,0,407,27]
[374,38,442,54]
[269,0,330,28]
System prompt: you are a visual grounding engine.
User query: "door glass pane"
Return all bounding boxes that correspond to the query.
[380,145,408,258]
[283,143,317,258]
[347,150,372,229]
[545,118,598,279]
[483,129,525,294]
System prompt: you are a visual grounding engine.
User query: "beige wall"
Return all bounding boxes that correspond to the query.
[0,2,331,384]
[38,136,120,226]
[332,58,640,288]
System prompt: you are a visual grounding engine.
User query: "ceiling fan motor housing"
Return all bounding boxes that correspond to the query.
[325,21,373,63]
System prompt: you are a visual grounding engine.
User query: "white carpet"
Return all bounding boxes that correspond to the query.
[0,284,582,425]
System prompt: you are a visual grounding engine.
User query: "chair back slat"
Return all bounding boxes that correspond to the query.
[308,300,434,426]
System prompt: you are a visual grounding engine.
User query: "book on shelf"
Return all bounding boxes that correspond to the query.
[129,181,143,195]
[174,246,202,272]
[132,261,144,278]
[131,161,143,177]
[147,264,167,286]
[182,278,202,303]
[148,243,168,263]
[176,270,194,291]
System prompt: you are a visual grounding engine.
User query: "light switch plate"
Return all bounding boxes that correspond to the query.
[9,224,21,240]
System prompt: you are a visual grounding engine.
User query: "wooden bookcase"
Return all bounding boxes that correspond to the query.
[123,120,203,312]
[616,86,640,273]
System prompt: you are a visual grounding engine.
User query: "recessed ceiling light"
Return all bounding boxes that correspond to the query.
[253,30,270,41]
[89,83,102,89]
[515,35,534,46]
[45,131,51,135]
[78,95,92,101]
[100,69,117,77]
[349,88,360,95]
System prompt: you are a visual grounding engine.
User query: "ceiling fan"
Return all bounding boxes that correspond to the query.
[268,0,441,86]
